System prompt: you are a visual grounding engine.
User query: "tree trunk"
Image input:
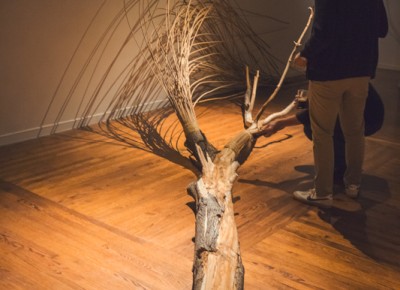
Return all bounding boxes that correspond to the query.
[188,131,254,289]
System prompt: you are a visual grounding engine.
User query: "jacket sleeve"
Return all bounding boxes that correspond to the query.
[378,0,388,38]
[300,0,336,61]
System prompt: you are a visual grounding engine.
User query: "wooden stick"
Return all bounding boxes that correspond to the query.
[254,7,314,122]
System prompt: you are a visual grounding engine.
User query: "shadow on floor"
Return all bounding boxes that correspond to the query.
[240,165,399,269]
[318,174,399,269]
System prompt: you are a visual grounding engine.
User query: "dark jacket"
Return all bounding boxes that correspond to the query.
[300,0,388,81]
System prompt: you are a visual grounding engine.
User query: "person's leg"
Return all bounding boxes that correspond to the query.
[308,80,344,194]
[300,109,346,183]
[333,121,346,183]
[339,77,369,192]
[293,80,344,207]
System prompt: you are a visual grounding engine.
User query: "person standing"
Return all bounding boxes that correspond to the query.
[292,0,388,207]
[260,83,385,184]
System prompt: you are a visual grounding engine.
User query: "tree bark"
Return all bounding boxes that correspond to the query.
[188,131,254,289]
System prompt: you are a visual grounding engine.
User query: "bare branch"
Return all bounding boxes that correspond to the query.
[254,7,314,122]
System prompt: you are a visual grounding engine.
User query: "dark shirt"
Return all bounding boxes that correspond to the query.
[300,0,388,81]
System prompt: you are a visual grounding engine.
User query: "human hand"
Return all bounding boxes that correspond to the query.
[293,52,307,71]
[259,120,285,137]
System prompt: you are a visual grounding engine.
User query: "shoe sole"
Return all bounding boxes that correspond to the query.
[293,195,333,208]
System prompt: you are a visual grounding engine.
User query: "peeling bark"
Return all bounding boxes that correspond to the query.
[187,131,254,289]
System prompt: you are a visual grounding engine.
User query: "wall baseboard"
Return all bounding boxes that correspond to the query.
[0,99,168,147]
[378,63,400,71]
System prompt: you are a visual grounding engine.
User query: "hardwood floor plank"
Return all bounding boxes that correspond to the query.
[0,181,192,290]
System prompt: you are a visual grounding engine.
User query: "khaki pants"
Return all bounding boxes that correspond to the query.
[308,77,370,195]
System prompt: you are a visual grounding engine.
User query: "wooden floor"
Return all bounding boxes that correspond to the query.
[1,69,399,289]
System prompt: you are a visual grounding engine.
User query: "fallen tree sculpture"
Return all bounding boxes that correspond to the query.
[42,0,314,288]
[143,2,314,288]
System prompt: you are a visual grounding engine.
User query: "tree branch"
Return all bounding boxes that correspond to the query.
[254,7,314,122]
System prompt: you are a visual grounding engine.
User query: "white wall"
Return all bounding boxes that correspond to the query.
[379,0,400,71]
[234,0,313,72]
[0,0,149,145]
[0,0,398,146]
